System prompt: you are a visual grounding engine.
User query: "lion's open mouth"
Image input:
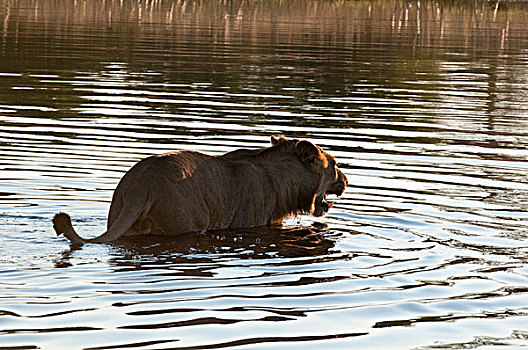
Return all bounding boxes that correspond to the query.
[314,192,337,217]
[324,192,335,210]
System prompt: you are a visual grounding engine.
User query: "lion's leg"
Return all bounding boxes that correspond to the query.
[132,217,153,235]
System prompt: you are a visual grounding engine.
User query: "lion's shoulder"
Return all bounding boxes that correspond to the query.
[220,148,260,161]
[155,150,212,161]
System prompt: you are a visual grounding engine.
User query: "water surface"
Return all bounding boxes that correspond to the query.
[2,0,528,349]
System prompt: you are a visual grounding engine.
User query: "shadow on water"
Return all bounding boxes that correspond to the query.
[54,225,338,270]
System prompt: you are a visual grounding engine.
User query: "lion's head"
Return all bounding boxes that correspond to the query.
[271,135,348,217]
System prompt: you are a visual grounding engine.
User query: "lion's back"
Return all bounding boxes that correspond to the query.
[125,151,212,182]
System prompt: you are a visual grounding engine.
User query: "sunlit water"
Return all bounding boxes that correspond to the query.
[2,0,528,349]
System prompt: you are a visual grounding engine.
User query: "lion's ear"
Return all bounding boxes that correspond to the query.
[271,135,288,146]
[295,140,324,168]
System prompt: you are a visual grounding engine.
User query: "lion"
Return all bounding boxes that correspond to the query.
[53,135,348,246]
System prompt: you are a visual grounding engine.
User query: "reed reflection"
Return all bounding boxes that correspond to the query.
[2,0,528,95]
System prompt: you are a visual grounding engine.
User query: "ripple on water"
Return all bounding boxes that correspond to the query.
[2,0,528,349]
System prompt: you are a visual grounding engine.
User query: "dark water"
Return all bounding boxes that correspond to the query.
[2,0,528,348]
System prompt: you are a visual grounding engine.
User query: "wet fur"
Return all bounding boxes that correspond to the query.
[53,136,347,246]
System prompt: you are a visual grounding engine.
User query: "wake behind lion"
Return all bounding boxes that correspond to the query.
[53,135,348,246]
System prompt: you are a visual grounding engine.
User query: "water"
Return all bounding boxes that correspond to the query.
[2,0,528,348]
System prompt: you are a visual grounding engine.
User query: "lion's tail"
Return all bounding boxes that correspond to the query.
[53,193,152,246]
[53,213,87,246]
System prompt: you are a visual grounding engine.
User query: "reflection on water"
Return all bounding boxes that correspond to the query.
[2,0,528,349]
[58,226,337,267]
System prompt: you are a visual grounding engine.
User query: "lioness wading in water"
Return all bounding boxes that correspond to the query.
[53,136,348,245]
